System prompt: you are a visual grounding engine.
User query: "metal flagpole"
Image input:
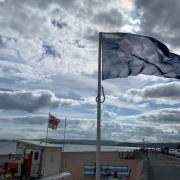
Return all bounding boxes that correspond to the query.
[46,112,50,145]
[63,117,67,151]
[96,32,102,180]
[42,112,50,176]
[62,117,67,172]
[45,125,49,145]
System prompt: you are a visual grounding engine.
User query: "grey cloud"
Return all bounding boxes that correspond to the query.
[84,8,124,42]
[0,1,57,38]
[0,77,20,84]
[83,27,99,42]
[0,115,47,125]
[134,0,180,47]
[0,3,44,35]
[73,40,85,49]
[102,121,180,142]
[125,125,180,142]
[0,126,46,139]
[65,118,180,142]
[0,36,16,47]
[0,0,77,11]
[136,108,180,124]
[55,0,77,10]
[1,116,180,142]
[66,119,96,140]
[0,131,28,140]
[51,20,67,29]
[42,44,61,57]
[0,90,76,112]
[127,82,180,104]
[0,0,125,44]
[93,9,123,27]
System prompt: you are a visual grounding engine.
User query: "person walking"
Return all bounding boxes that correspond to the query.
[94,162,96,176]
[104,168,111,180]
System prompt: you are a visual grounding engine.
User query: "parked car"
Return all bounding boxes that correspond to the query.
[174,149,180,157]
[161,146,169,154]
[156,148,161,153]
[168,149,176,156]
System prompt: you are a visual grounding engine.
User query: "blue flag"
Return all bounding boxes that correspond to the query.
[101,33,180,80]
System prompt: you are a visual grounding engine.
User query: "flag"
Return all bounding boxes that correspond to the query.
[48,114,60,130]
[101,33,180,80]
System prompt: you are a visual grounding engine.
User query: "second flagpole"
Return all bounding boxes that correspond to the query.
[45,112,50,145]
[63,117,67,151]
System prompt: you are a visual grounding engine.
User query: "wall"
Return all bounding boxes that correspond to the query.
[41,148,62,177]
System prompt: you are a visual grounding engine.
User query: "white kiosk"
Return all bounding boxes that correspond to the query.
[16,140,71,179]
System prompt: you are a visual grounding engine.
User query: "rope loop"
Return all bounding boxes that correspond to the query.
[96,86,105,103]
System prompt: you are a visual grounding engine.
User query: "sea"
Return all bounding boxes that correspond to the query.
[0,142,140,155]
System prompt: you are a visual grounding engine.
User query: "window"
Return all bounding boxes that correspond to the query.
[34,152,39,160]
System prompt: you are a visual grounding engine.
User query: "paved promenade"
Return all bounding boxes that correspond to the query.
[149,153,180,180]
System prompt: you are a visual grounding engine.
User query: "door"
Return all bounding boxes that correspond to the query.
[30,150,41,177]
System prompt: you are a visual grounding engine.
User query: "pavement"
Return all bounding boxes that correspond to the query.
[149,153,180,180]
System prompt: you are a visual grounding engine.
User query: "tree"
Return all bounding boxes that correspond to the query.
[176,143,180,149]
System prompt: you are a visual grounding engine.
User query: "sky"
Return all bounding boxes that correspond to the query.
[0,0,180,142]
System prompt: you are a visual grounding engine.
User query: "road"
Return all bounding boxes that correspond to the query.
[149,153,180,180]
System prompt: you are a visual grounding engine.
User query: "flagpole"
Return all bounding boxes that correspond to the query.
[96,32,102,180]
[63,117,67,151]
[46,112,50,145]
[42,112,50,176]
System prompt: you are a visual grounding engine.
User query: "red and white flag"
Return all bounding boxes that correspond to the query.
[48,114,60,130]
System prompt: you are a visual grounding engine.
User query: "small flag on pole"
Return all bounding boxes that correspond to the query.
[101,33,180,80]
[48,114,60,130]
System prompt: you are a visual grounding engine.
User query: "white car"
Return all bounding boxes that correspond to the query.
[174,149,180,157]
[156,148,161,153]
[168,149,176,156]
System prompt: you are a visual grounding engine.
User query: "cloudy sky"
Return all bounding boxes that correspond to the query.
[0,0,180,142]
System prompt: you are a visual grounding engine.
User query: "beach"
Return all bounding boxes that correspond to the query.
[62,151,143,180]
